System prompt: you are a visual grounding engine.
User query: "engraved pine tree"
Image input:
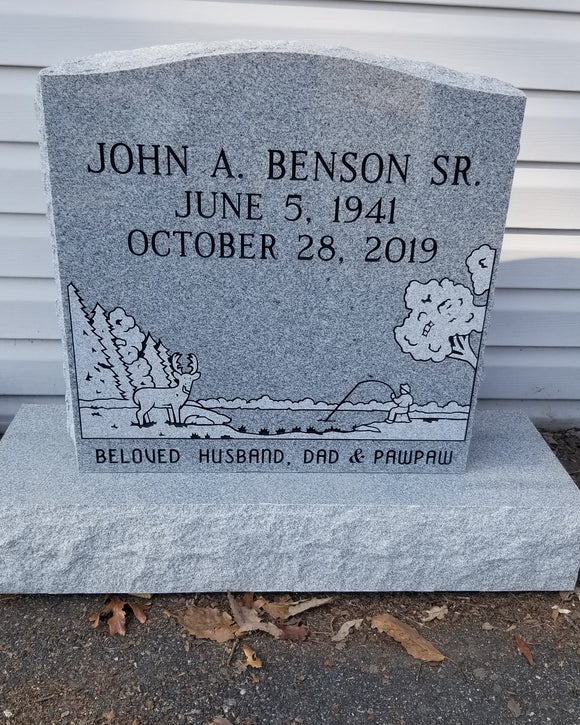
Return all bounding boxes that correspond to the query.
[142,334,174,387]
[91,303,133,399]
[157,340,178,386]
[394,278,485,369]
[67,284,123,399]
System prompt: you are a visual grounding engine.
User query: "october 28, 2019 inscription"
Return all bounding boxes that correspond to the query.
[38,41,525,473]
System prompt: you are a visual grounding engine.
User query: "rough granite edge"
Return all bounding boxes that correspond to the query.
[34,74,77,443]
[37,39,525,98]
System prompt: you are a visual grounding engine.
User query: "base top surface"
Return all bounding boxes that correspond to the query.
[1,405,578,508]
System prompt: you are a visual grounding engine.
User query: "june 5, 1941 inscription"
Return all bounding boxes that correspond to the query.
[37,41,525,473]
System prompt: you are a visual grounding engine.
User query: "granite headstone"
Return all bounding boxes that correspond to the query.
[37,41,525,473]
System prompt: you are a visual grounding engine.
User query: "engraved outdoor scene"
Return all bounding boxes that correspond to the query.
[69,237,494,442]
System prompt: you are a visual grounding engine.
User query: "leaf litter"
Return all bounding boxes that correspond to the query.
[89,595,151,637]
[166,593,332,646]
[331,618,363,643]
[551,605,572,622]
[261,595,333,621]
[279,623,309,641]
[227,592,285,638]
[370,612,445,663]
[242,644,263,668]
[95,590,569,679]
[421,604,448,622]
[164,606,238,643]
[514,632,534,665]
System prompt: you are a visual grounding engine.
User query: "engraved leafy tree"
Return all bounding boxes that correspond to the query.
[107,307,154,389]
[466,244,496,296]
[394,278,485,369]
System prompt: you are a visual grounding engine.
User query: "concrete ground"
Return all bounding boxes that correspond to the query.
[0,429,579,725]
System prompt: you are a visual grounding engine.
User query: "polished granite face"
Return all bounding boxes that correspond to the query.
[37,41,525,473]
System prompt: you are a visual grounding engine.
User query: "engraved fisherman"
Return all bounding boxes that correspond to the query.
[386,383,413,423]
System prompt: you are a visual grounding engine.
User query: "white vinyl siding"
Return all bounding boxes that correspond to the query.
[1,0,579,430]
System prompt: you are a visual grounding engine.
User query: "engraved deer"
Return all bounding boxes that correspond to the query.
[133,353,200,426]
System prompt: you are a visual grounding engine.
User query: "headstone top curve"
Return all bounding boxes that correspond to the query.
[38,39,524,98]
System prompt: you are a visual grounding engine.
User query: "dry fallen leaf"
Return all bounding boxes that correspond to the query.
[90,596,151,637]
[507,698,522,717]
[126,600,150,624]
[514,633,534,665]
[99,598,125,636]
[242,644,263,668]
[228,592,284,638]
[241,592,255,608]
[209,718,233,725]
[551,605,571,622]
[261,596,333,621]
[370,613,445,663]
[482,622,494,631]
[167,606,238,642]
[279,624,309,641]
[240,593,267,611]
[331,618,363,642]
[421,605,448,623]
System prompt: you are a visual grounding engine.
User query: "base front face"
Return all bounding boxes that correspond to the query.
[1,406,579,592]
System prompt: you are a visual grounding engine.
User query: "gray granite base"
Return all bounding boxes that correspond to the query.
[1,405,579,593]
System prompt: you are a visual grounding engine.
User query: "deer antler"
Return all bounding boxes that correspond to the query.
[170,353,183,375]
[187,353,198,374]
